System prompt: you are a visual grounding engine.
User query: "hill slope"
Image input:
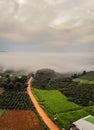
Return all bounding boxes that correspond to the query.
[79,71,94,81]
[73,71,94,84]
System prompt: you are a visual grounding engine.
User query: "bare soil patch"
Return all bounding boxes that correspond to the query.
[0,110,43,130]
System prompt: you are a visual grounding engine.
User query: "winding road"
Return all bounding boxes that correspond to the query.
[27,77,60,130]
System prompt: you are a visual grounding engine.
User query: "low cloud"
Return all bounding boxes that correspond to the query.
[0,52,94,72]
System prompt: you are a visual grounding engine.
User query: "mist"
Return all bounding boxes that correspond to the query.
[0,52,94,73]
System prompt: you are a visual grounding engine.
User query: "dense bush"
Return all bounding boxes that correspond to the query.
[32,69,72,89]
[32,69,56,89]
[62,83,94,106]
[0,75,28,91]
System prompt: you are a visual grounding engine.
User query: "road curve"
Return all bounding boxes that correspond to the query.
[27,77,60,130]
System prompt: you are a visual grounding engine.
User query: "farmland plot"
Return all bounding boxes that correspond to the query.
[0,110,43,130]
[0,90,44,130]
[0,91,34,110]
[33,89,80,114]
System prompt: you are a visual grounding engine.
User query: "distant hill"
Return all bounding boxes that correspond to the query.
[79,71,94,81]
[73,71,94,84]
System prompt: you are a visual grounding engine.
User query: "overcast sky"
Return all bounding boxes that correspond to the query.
[0,0,94,72]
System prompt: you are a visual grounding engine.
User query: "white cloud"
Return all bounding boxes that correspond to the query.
[0,0,94,45]
[16,0,26,5]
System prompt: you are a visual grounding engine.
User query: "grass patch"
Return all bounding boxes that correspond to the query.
[73,78,94,84]
[54,109,89,129]
[84,105,94,115]
[80,71,94,81]
[73,71,94,84]
[33,88,80,114]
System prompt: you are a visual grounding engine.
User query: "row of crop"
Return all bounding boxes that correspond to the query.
[0,91,34,110]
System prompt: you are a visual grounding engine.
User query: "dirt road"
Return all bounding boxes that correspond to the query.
[27,77,60,130]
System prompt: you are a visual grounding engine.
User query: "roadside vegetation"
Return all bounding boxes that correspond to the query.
[32,69,94,129]
[33,89,80,114]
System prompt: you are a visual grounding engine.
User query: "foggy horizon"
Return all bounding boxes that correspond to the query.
[0,0,94,73]
[0,51,94,73]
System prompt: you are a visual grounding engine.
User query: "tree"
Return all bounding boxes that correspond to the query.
[15,82,23,90]
[82,70,87,75]
[7,82,15,90]
[32,69,55,89]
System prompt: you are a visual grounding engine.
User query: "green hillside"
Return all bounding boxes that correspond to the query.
[73,71,94,84]
[80,71,94,81]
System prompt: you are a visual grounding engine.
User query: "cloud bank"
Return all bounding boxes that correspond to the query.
[0,52,94,73]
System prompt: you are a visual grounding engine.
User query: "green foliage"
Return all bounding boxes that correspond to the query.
[32,68,73,89]
[33,89,80,114]
[80,71,94,81]
[73,71,94,84]
[84,105,94,115]
[32,88,94,129]
[54,109,89,129]
[0,91,34,110]
[0,72,28,90]
[63,83,94,106]
[32,69,56,89]
[73,78,94,84]
[49,77,72,89]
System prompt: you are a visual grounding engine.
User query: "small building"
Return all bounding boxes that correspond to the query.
[71,115,94,130]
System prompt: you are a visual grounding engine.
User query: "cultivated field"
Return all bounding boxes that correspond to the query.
[0,91,34,110]
[54,109,89,129]
[0,89,44,130]
[0,110,43,130]
[32,88,94,129]
[33,88,80,114]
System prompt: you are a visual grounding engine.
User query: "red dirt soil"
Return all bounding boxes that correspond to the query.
[0,110,43,130]
[27,77,60,130]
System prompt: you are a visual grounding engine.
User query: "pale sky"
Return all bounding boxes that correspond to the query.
[0,0,94,72]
